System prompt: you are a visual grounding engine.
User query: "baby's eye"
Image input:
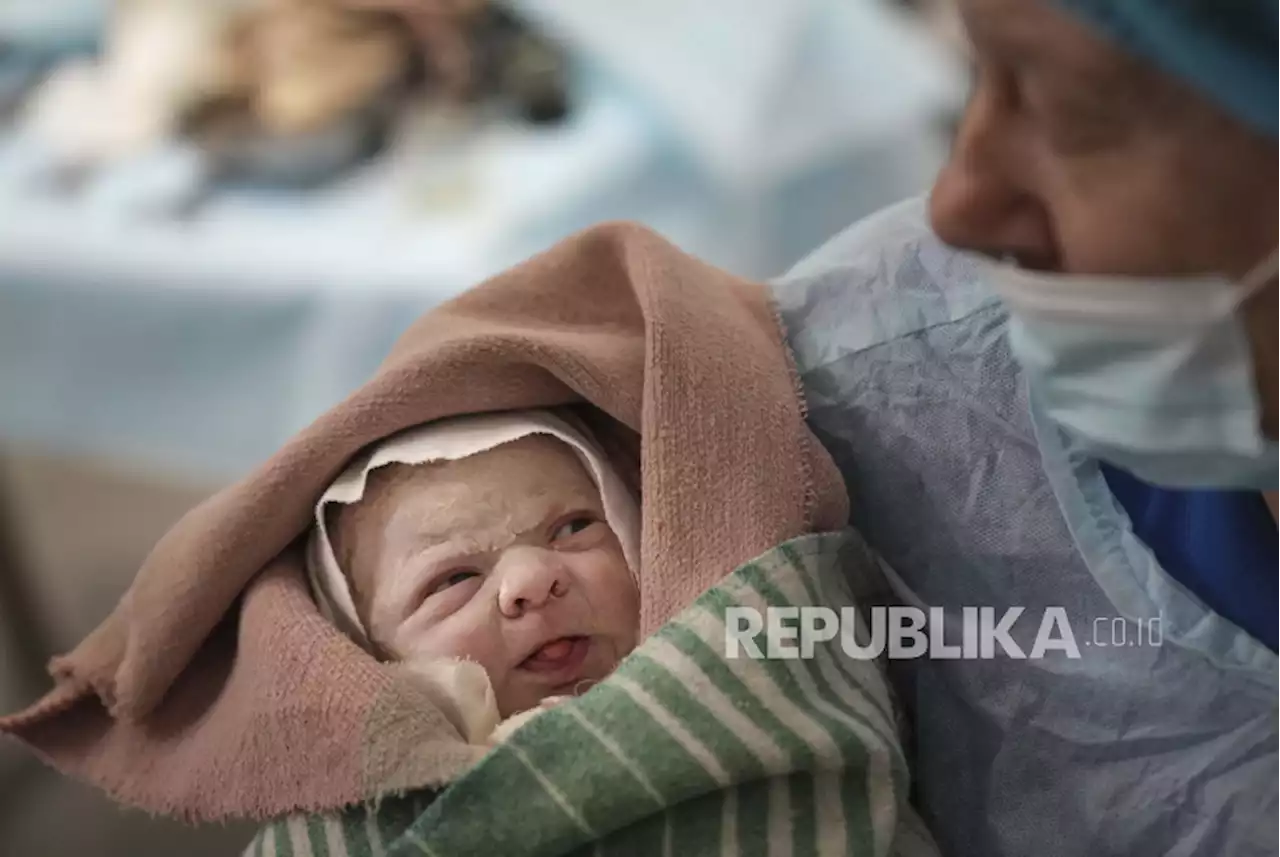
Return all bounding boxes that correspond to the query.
[552,515,599,542]
[427,568,481,596]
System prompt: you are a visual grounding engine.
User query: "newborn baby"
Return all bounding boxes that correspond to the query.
[307,412,641,726]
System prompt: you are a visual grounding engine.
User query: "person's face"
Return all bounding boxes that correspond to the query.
[930,0,1279,434]
[342,436,639,718]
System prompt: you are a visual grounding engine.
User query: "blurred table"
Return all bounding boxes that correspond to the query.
[0,82,673,477]
[0,102,955,484]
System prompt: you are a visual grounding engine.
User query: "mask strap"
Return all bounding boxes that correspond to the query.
[1240,248,1279,296]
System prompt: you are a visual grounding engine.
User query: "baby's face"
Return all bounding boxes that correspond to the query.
[336,436,639,718]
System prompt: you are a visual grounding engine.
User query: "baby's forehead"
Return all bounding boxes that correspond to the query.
[357,435,602,533]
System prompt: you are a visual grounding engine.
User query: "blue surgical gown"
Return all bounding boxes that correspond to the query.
[771,197,1278,857]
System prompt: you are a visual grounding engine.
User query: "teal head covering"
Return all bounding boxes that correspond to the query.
[1052,0,1278,136]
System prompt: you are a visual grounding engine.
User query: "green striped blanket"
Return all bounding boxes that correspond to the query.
[244,531,937,857]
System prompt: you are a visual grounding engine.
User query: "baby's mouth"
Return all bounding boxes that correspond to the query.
[520,635,590,676]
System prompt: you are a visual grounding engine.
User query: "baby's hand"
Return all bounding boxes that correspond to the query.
[537,695,573,709]
[488,696,574,745]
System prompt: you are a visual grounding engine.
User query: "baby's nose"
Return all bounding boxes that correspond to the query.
[495,546,569,618]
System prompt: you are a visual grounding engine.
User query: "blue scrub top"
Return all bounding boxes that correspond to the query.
[1102,464,1279,652]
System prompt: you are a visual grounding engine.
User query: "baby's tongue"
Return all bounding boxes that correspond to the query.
[526,637,577,667]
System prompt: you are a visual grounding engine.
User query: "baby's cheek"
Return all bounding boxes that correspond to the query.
[392,612,506,675]
[579,550,640,638]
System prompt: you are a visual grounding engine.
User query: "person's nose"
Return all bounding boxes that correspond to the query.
[494,546,570,619]
[928,72,1058,270]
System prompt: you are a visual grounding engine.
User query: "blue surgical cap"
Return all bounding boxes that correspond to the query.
[1053,0,1278,137]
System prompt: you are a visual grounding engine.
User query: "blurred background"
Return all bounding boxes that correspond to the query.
[0,0,964,852]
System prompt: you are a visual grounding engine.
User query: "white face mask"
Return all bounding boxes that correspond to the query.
[975,249,1279,490]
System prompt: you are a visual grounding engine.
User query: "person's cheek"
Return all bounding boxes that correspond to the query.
[1029,126,1204,277]
[1049,190,1162,276]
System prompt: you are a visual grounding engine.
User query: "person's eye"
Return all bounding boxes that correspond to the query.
[426,568,481,597]
[1045,115,1122,155]
[1022,80,1124,154]
[552,515,601,543]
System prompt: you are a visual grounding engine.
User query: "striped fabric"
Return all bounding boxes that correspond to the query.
[245,532,935,857]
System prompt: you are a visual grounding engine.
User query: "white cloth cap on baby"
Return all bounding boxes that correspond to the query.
[305,408,641,652]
